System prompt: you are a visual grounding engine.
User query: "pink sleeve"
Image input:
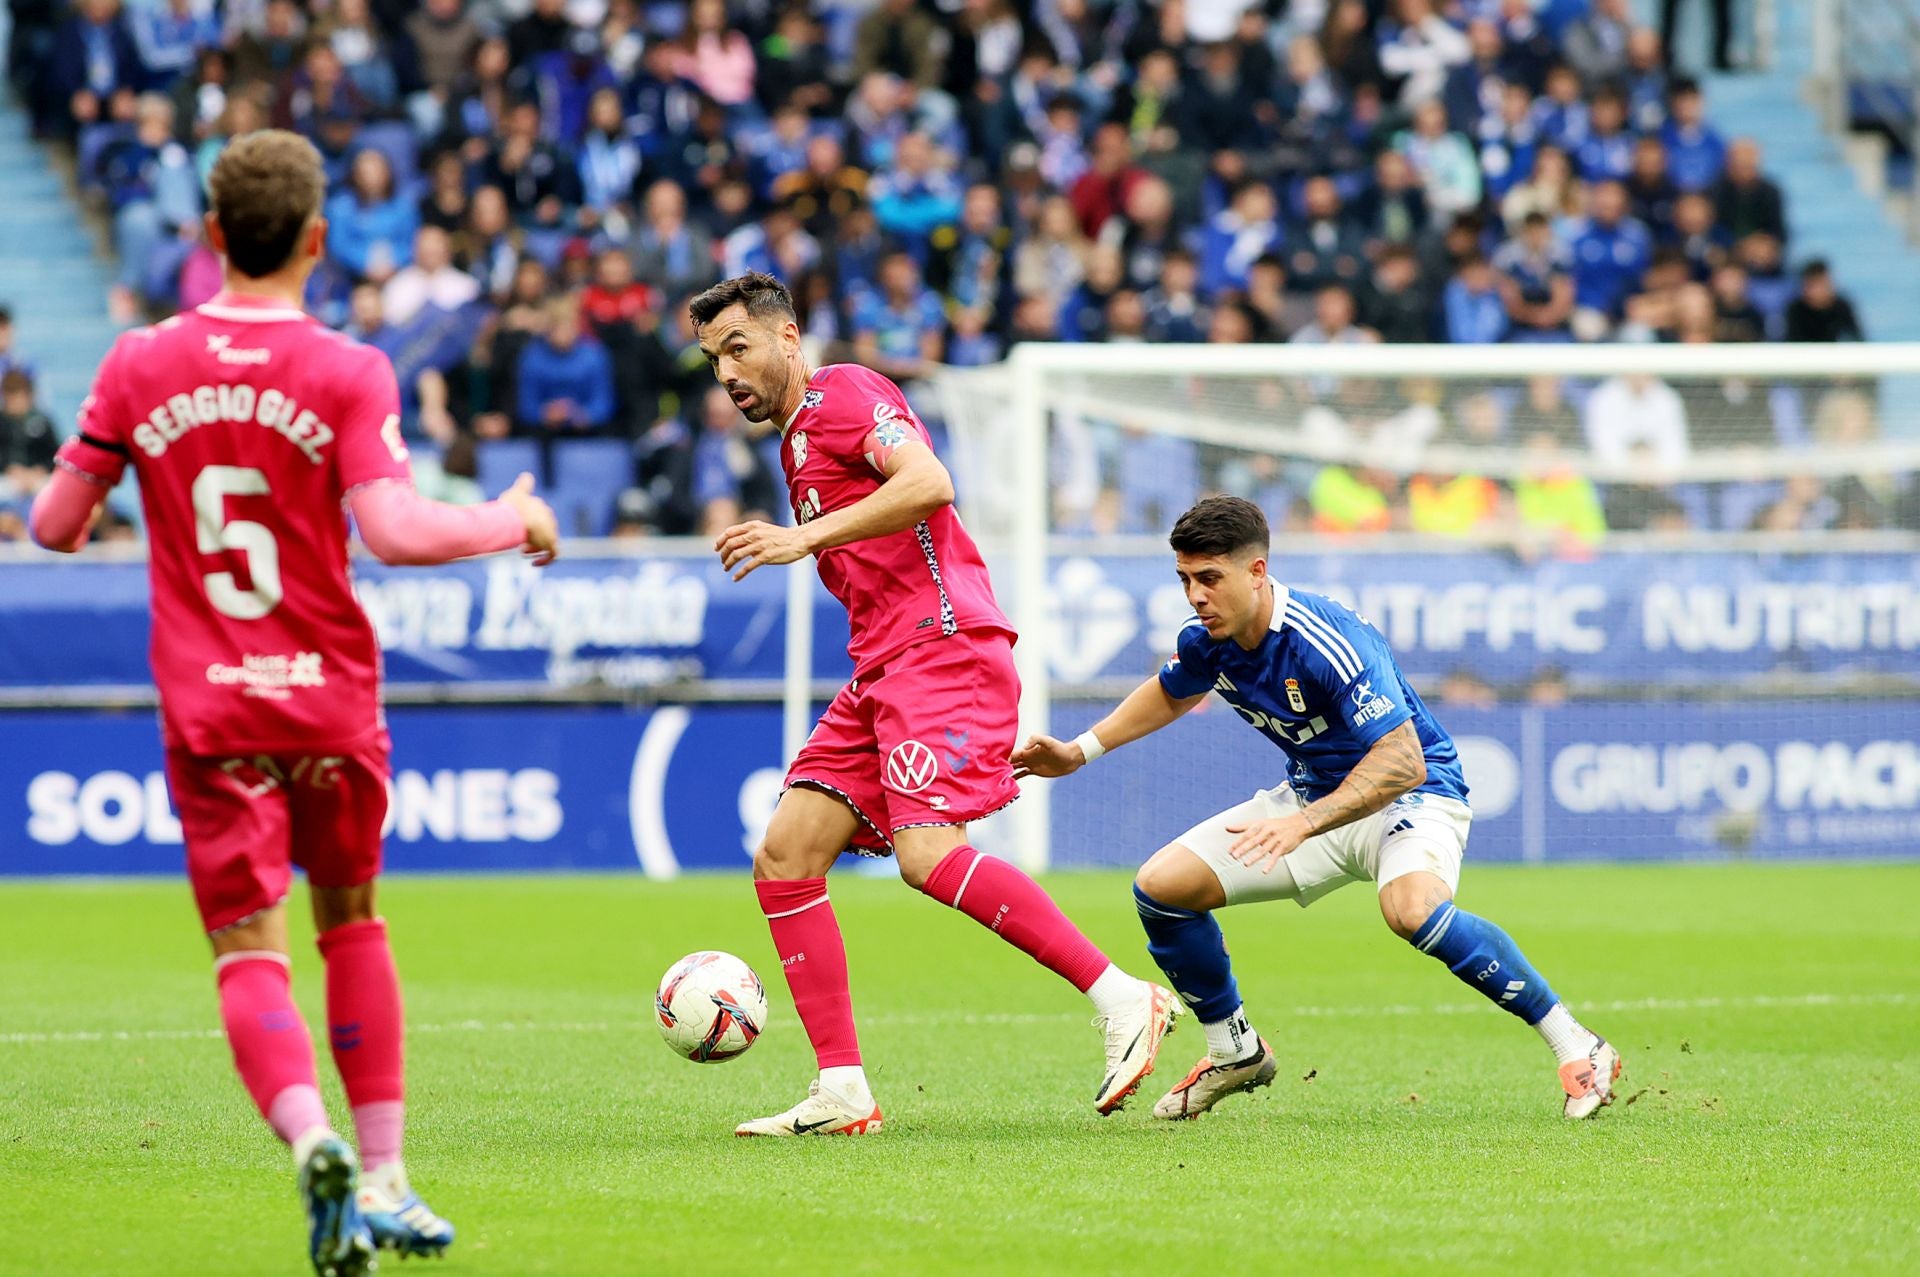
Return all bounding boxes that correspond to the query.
[348,482,526,566]
[29,466,111,552]
[836,366,932,474]
[58,337,135,488]
[335,351,414,495]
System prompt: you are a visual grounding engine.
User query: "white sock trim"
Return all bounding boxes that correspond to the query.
[214,949,292,973]
[1202,1007,1260,1063]
[1414,902,1457,953]
[1085,965,1143,1018]
[949,852,985,909]
[764,894,830,919]
[818,1065,872,1104]
[1535,1003,1597,1065]
[289,1125,332,1169]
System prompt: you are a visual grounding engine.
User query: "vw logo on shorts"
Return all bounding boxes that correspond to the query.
[885,740,939,793]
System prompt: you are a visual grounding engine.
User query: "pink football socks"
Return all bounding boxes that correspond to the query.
[921,846,1112,993]
[755,878,863,1068]
[317,918,407,1174]
[215,951,330,1145]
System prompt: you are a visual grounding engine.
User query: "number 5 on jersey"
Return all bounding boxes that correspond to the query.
[193,464,283,620]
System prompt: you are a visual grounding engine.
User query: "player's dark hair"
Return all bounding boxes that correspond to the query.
[207,130,326,279]
[1169,496,1269,559]
[688,272,797,331]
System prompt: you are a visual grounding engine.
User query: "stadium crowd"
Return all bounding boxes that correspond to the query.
[2,0,1913,546]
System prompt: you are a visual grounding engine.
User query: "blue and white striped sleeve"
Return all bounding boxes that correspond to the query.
[1285,600,1412,747]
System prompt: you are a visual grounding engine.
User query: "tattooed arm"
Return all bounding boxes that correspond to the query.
[1226,721,1428,873]
[1299,721,1428,836]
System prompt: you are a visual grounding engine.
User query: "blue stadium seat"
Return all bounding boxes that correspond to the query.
[352,122,420,188]
[476,439,541,499]
[549,438,636,537]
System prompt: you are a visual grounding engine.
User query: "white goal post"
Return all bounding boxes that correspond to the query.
[932,341,1920,873]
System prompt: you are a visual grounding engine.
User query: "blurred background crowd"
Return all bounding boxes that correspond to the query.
[1,0,1907,547]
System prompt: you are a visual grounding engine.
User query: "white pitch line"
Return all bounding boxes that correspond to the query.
[1,991,1910,1048]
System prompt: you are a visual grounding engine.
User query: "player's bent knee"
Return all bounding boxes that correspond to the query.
[894,847,936,891]
[891,826,966,892]
[1135,845,1226,913]
[752,839,815,882]
[1379,872,1449,941]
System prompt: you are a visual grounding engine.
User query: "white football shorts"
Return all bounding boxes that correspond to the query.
[1174,784,1471,908]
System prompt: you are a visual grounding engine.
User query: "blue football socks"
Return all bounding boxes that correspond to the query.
[1132,882,1241,1024]
[1408,901,1559,1025]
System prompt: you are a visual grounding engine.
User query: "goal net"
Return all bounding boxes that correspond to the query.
[933,343,1920,873]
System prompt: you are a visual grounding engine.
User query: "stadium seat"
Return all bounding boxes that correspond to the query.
[352,122,420,190]
[476,439,541,500]
[549,438,637,537]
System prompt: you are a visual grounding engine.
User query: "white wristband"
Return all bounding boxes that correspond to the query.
[1073,730,1107,765]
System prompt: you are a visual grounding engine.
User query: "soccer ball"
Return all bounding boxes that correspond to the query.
[654,951,768,1062]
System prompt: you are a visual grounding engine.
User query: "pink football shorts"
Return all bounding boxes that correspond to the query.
[166,733,391,933]
[787,629,1022,854]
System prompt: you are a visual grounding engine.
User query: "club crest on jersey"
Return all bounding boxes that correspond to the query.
[790,431,808,469]
[1285,678,1307,713]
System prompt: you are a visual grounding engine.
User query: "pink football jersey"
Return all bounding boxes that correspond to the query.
[57,293,413,754]
[778,364,1013,673]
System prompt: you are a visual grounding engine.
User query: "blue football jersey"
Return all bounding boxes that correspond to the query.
[1157,586,1468,806]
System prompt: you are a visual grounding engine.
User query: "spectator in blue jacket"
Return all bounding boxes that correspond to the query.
[103,93,200,320]
[128,0,217,91]
[533,28,619,150]
[1661,78,1725,191]
[1200,179,1283,299]
[1478,82,1541,202]
[1574,89,1634,183]
[517,297,615,434]
[1493,211,1577,340]
[868,131,964,262]
[52,0,141,135]
[325,147,418,283]
[1143,250,1209,344]
[851,250,945,381]
[1529,63,1590,152]
[577,86,643,220]
[1444,253,1510,343]
[1568,180,1652,329]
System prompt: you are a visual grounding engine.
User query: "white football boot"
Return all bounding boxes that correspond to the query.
[735,1080,884,1137]
[1092,983,1181,1115]
[1152,1038,1278,1120]
[1559,1036,1623,1119]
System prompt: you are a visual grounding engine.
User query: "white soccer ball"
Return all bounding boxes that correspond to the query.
[654,951,769,1063]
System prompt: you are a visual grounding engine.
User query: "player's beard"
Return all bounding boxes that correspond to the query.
[740,360,790,425]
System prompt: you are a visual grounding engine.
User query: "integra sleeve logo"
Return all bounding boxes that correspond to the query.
[1350,677,1398,725]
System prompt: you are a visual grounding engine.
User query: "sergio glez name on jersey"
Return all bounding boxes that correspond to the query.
[126,383,337,466]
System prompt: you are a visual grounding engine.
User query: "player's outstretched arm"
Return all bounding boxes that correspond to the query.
[350,472,559,567]
[28,468,110,553]
[716,443,953,580]
[1228,721,1428,872]
[1011,676,1205,779]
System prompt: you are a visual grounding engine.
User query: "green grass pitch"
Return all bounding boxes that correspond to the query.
[2,863,1917,1276]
